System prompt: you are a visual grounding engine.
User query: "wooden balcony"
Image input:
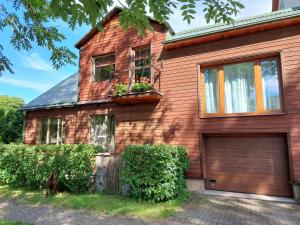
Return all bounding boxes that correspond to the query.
[111,90,163,105]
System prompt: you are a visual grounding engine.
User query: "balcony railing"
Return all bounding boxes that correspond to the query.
[110,63,163,105]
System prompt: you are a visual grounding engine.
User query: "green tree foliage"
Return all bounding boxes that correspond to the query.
[0,96,24,144]
[0,0,244,75]
[0,144,103,193]
[122,144,189,202]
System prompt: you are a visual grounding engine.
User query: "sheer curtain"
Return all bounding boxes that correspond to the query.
[261,60,280,110]
[204,69,219,113]
[224,62,256,113]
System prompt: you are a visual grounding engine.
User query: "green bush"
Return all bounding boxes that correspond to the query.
[122,144,189,202]
[0,144,102,193]
[115,83,128,96]
[131,82,152,93]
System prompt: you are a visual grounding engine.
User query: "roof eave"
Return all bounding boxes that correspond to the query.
[21,103,77,111]
[164,9,300,46]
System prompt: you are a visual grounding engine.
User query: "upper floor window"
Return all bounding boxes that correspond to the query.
[90,115,115,152]
[93,54,115,82]
[40,117,65,144]
[201,57,282,117]
[133,46,151,83]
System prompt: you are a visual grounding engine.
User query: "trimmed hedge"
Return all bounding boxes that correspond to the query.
[122,144,189,202]
[0,144,102,193]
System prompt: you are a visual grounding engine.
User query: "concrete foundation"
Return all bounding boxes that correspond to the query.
[186,179,205,193]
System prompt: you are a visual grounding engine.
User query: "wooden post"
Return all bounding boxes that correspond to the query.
[46,118,50,144]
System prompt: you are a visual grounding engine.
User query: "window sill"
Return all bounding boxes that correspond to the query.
[200,112,287,119]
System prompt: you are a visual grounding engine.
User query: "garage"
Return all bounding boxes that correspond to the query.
[204,134,293,197]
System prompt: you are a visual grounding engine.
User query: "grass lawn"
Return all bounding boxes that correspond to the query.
[0,219,33,225]
[0,186,184,220]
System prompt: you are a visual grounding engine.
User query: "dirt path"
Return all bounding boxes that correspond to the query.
[1,195,300,225]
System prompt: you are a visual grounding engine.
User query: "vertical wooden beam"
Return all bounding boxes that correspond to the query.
[199,67,206,117]
[57,118,61,145]
[254,61,264,113]
[128,48,134,91]
[46,118,50,144]
[272,0,279,11]
[218,66,225,115]
[104,115,108,151]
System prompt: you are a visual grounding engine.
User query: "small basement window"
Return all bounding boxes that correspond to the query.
[92,54,115,82]
[90,115,115,152]
[40,118,65,144]
[200,57,283,117]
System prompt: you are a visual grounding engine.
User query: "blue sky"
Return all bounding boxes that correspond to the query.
[0,0,272,103]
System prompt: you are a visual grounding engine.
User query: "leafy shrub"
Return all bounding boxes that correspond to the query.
[131,82,152,93]
[115,83,128,96]
[122,144,189,202]
[0,144,102,193]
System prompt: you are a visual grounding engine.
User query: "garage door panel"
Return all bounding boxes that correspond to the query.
[211,182,292,196]
[204,134,292,197]
[207,165,290,176]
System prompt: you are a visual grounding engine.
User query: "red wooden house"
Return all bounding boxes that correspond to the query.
[23,0,300,198]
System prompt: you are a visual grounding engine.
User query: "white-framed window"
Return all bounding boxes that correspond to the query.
[40,118,65,144]
[133,46,151,83]
[90,115,115,152]
[92,54,115,82]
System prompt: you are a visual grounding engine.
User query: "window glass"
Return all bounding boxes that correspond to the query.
[204,68,219,113]
[39,118,65,144]
[94,54,115,81]
[40,119,48,144]
[90,115,115,152]
[279,0,300,9]
[224,62,256,113]
[49,118,58,144]
[134,46,151,83]
[261,60,281,111]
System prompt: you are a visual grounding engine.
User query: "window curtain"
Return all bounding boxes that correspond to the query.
[224,62,256,113]
[204,69,219,113]
[261,60,280,110]
[90,116,106,145]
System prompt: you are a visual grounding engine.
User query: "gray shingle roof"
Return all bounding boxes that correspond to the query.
[22,73,78,111]
[164,8,300,44]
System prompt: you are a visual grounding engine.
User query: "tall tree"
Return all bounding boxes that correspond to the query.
[0,95,24,144]
[0,0,244,75]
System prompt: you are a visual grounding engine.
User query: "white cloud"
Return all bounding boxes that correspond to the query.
[0,77,54,92]
[21,52,53,72]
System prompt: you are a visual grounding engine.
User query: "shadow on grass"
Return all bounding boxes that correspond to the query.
[0,186,184,220]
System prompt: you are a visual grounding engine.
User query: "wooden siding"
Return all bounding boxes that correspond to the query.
[78,15,167,101]
[161,24,300,180]
[25,23,300,184]
[204,134,292,197]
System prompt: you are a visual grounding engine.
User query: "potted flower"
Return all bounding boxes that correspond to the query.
[131,82,153,93]
[114,83,128,96]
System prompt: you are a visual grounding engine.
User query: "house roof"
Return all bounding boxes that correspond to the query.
[164,7,300,44]
[75,6,175,49]
[22,73,78,111]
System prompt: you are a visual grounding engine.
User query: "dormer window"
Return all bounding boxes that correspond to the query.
[133,46,151,83]
[93,54,115,82]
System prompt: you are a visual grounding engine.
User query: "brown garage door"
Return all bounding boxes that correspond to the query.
[204,134,293,197]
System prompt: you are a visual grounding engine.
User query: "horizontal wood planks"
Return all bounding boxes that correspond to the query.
[204,134,293,197]
[24,22,300,188]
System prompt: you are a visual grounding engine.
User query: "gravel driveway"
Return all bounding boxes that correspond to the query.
[1,195,300,225]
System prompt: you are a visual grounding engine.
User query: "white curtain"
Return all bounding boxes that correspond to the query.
[204,69,219,113]
[224,62,256,113]
[261,60,280,110]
